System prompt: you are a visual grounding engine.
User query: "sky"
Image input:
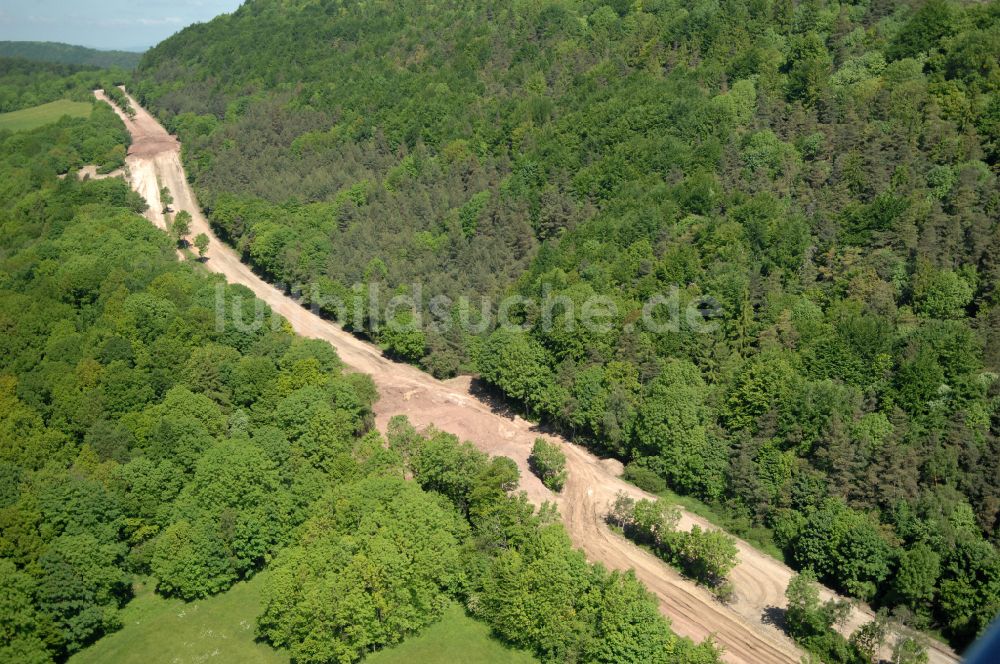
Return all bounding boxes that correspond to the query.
[0,0,244,52]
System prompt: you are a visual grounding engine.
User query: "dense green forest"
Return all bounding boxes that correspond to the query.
[259,418,721,664]
[0,82,722,663]
[0,104,374,661]
[0,58,119,114]
[133,0,1000,649]
[0,42,142,70]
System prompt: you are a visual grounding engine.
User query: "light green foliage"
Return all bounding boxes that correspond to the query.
[0,560,52,664]
[785,31,834,105]
[581,571,682,664]
[171,210,191,243]
[636,359,723,498]
[711,78,757,127]
[151,519,238,600]
[893,544,940,617]
[850,614,888,664]
[194,232,209,258]
[159,185,172,213]
[722,354,795,432]
[0,57,112,113]
[0,94,375,662]
[741,130,799,180]
[677,526,740,586]
[784,572,862,663]
[474,531,695,663]
[408,428,490,511]
[257,477,467,664]
[528,438,567,492]
[459,190,490,238]
[0,62,708,664]
[935,538,1000,642]
[912,267,973,319]
[153,439,292,599]
[390,419,720,664]
[477,327,555,416]
[631,498,681,546]
[381,312,427,361]
[785,571,827,637]
[101,85,133,118]
[891,635,929,664]
[608,494,738,593]
[77,587,537,664]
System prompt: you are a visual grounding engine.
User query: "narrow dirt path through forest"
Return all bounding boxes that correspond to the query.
[95,89,959,664]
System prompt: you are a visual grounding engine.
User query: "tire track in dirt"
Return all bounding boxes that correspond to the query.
[94,88,959,664]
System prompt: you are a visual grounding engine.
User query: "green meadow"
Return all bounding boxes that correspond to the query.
[367,602,537,664]
[69,575,286,664]
[0,99,91,132]
[71,575,536,664]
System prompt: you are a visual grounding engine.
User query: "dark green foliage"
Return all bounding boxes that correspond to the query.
[792,499,893,601]
[0,58,110,113]
[888,0,957,60]
[0,42,142,69]
[623,462,667,494]
[36,534,128,653]
[0,560,52,663]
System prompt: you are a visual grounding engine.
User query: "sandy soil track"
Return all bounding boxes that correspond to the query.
[95,89,959,664]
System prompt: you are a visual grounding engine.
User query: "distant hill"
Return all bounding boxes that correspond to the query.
[0,41,142,69]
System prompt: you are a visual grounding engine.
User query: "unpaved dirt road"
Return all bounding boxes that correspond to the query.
[58,164,125,180]
[95,89,959,664]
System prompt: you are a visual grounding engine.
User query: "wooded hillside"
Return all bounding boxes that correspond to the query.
[132,0,1000,650]
[0,42,142,70]
[0,78,720,664]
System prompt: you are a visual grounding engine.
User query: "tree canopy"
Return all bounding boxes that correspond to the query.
[133,0,1000,646]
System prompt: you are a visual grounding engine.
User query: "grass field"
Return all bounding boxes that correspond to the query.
[69,574,287,664]
[0,99,91,132]
[71,575,536,664]
[368,603,537,664]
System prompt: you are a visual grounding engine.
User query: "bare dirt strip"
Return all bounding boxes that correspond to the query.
[94,88,959,664]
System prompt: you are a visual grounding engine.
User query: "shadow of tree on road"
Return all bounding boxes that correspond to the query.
[468,377,522,420]
[762,606,789,632]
